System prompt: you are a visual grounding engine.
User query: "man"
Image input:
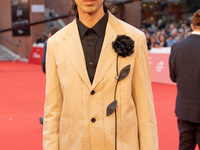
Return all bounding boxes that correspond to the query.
[166,35,176,47]
[169,9,200,150]
[43,0,158,149]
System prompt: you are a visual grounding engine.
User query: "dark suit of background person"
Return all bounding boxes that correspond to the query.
[169,9,200,150]
[41,27,59,74]
[40,27,59,124]
[42,42,47,73]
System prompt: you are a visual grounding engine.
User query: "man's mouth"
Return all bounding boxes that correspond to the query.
[83,0,96,5]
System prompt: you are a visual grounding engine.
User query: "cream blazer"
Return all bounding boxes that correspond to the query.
[43,12,158,150]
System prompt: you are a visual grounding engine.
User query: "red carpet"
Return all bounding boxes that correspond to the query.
[0,61,45,150]
[0,61,198,150]
[152,83,179,149]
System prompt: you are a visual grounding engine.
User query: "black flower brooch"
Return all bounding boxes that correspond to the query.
[112,35,134,57]
[106,35,134,116]
[106,35,134,150]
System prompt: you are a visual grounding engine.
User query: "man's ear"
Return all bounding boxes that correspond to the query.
[190,23,194,31]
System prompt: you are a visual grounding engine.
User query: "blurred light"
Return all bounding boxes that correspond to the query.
[143,3,147,7]
[154,0,158,3]
[150,5,153,8]
[150,16,154,20]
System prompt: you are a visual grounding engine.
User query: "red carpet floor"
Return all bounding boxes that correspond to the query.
[0,61,198,150]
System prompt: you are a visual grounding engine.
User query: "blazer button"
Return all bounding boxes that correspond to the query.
[91,118,96,123]
[89,42,93,46]
[90,90,95,95]
[89,62,93,65]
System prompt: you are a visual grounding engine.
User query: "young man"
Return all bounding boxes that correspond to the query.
[43,0,158,149]
[169,9,200,150]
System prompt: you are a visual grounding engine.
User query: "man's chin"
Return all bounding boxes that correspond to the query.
[83,7,96,14]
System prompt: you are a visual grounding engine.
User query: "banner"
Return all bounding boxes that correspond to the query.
[148,47,175,85]
[29,43,44,65]
[11,0,30,36]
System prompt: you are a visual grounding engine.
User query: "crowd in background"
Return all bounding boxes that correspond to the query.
[141,19,192,50]
[35,17,193,50]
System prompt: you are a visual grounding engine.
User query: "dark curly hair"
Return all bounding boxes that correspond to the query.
[192,9,200,27]
[70,0,110,14]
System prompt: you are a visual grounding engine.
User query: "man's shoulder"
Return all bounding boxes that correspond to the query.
[48,20,75,42]
[172,37,190,48]
[171,37,192,55]
[118,19,144,36]
[109,13,144,37]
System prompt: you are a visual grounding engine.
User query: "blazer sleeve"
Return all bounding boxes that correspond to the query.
[43,39,63,150]
[169,45,177,82]
[131,32,159,150]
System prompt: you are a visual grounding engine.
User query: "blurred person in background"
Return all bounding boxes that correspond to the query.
[157,33,167,47]
[41,32,48,43]
[155,30,161,41]
[149,34,158,49]
[167,23,175,34]
[36,34,43,44]
[41,26,59,73]
[174,36,181,43]
[184,30,192,38]
[170,28,178,39]
[166,34,176,47]
[177,28,185,41]
[169,9,200,150]
[145,32,151,50]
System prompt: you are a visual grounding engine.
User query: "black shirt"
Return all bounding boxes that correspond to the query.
[76,11,108,84]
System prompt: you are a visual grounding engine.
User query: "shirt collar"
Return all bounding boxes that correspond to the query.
[76,10,108,39]
[191,31,200,35]
[76,17,88,39]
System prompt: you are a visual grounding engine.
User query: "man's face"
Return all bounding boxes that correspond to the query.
[75,0,104,15]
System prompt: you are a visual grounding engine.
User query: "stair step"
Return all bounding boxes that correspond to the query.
[0,45,19,61]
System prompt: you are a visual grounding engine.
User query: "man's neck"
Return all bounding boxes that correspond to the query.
[78,9,105,28]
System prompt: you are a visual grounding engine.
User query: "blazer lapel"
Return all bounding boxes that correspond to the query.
[91,12,127,90]
[61,13,127,91]
[62,20,91,90]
